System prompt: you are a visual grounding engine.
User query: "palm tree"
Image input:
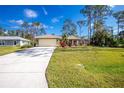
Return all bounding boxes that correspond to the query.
[77,20,85,37]
[32,22,40,36]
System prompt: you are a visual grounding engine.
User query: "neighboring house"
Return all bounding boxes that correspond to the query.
[67,35,81,46]
[35,34,82,47]
[0,36,30,46]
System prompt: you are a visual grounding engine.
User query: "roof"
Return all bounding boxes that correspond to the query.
[35,35,62,39]
[0,36,30,41]
[67,35,81,40]
[35,35,81,40]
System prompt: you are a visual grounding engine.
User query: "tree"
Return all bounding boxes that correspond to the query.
[77,20,85,37]
[60,34,68,47]
[0,27,4,36]
[32,22,46,36]
[38,23,46,35]
[92,29,110,46]
[80,5,93,43]
[106,26,114,37]
[61,19,77,36]
[92,5,112,33]
[80,5,112,44]
[113,10,124,37]
[20,21,46,39]
[8,30,16,36]
[21,22,29,38]
[118,31,124,44]
[32,22,40,36]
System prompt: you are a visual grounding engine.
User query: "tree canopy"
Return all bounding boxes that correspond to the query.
[61,19,77,36]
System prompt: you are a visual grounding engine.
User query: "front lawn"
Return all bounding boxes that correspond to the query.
[46,46,124,88]
[0,46,22,56]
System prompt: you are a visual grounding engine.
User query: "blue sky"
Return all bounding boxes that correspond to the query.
[0,5,124,36]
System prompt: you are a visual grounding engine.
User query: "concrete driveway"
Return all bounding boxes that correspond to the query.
[0,47,55,88]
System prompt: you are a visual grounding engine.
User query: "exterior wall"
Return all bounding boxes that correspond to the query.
[19,40,30,46]
[68,39,81,46]
[0,40,30,46]
[0,40,20,46]
[38,38,58,47]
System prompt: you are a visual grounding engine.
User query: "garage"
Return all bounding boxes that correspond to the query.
[35,35,61,47]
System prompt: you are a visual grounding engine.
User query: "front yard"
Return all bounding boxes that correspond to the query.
[46,47,124,88]
[0,46,22,56]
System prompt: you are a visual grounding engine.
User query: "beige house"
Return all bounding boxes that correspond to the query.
[35,35,82,47]
[35,35,61,47]
[67,35,81,46]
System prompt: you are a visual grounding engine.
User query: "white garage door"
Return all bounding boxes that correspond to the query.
[38,39,57,47]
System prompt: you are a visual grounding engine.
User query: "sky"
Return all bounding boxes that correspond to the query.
[0,5,124,36]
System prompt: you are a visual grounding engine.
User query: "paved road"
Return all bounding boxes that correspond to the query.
[0,47,55,88]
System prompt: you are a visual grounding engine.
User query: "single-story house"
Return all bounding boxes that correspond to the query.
[35,35,82,47]
[0,36,30,46]
[35,35,61,47]
[67,35,82,46]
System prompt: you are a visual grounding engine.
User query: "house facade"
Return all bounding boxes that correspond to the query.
[67,35,82,46]
[35,35,82,47]
[0,36,30,46]
[35,35,61,47]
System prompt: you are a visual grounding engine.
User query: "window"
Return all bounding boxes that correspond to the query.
[2,41,4,45]
[14,41,17,45]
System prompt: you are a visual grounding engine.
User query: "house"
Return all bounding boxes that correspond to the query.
[35,35,61,47]
[35,35,82,47]
[67,35,82,46]
[0,36,30,46]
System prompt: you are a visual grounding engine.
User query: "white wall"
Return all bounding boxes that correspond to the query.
[19,40,30,46]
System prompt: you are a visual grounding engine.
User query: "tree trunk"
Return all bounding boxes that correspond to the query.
[89,13,92,44]
[118,20,120,38]
[80,27,81,37]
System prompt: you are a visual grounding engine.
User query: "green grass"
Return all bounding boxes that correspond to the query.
[0,46,22,56]
[46,46,124,88]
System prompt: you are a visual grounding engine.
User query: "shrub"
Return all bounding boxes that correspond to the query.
[60,41,66,47]
[91,30,110,46]
[21,45,32,49]
[111,38,119,47]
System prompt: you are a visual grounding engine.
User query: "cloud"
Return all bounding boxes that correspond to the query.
[59,16,64,19]
[10,26,19,29]
[28,22,32,26]
[42,7,48,15]
[24,9,38,18]
[51,16,64,23]
[42,24,49,29]
[109,5,115,8]
[42,24,54,29]
[52,18,59,23]
[50,26,54,29]
[9,19,24,25]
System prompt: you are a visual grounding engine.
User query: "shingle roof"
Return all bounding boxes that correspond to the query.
[35,35,81,40]
[35,35,62,39]
[67,35,81,40]
[0,36,30,41]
